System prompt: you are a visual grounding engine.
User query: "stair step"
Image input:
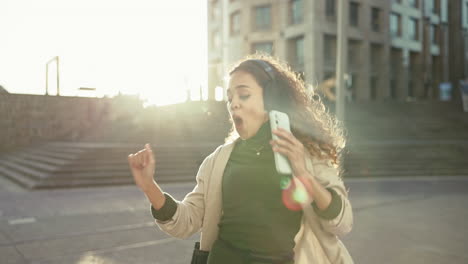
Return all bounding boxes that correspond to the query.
[33,175,194,189]
[50,168,197,179]
[56,162,199,172]
[40,146,86,155]
[345,153,468,158]
[62,150,206,159]
[61,160,129,167]
[344,163,468,169]
[26,148,79,160]
[155,169,198,176]
[344,159,468,165]
[34,178,134,189]
[56,164,130,172]
[0,163,38,189]
[344,169,468,176]
[0,159,50,180]
[13,151,71,166]
[50,171,132,179]
[6,155,58,172]
[345,168,468,173]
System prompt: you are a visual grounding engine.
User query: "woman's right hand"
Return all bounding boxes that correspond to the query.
[128,144,156,192]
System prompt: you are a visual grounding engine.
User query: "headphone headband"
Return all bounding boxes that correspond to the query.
[250,59,276,81]
[248,59,280,111]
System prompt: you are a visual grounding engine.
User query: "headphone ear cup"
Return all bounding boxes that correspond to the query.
[263,81,274,111]
[266,81,292,114]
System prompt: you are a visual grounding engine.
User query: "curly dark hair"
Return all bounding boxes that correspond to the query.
[225,54,346,168]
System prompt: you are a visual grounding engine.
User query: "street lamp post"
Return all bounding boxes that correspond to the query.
[336,0,348,122]
[45,56,60,96]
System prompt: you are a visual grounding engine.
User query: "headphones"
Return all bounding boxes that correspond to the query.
[250,59,276,81]
[249,59,283,112]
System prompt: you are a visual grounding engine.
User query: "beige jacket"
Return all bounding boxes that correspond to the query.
[155,141,354,263]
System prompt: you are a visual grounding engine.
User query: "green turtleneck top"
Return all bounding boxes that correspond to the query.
[217,121,302,255]
[150,121,344,254]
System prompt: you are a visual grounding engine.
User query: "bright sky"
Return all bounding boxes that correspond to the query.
[0,0,207,106]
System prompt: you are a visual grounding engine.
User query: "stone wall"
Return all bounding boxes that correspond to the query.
[0,94,232,151]
[0,94,115,150]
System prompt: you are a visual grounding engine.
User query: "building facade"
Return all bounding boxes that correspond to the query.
[448,0,468,100]
[207,0,466,102]
[389,0,449,100]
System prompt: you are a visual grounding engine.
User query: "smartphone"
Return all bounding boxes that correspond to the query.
[269,110,293,174]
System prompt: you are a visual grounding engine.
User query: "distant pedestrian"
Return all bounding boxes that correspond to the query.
[317,77,337,102]
[128,54,353,264]
[423,74,432,99]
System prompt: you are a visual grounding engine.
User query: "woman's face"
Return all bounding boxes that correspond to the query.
[227,70,268,140]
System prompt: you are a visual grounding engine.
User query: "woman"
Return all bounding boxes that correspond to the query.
[128,55,354,263]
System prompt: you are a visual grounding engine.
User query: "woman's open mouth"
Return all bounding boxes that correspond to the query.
[233,116,243,130]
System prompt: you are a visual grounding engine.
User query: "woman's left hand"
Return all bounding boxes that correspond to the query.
[270,128,308,176]
[271,129,334,210]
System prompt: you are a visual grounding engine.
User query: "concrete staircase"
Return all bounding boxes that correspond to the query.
[0,142,218,189]
[342,101,468,178]
[343,140,468,178]
[344,101,468,141]
[1,100,468,189]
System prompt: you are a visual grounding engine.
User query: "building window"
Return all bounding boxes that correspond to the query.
[427,0,436,14]
[290,36,304,70]
[289,0,303,25]
[349,2,359,27]
[348,40,361,68]
[408,0,418,8]
[323,34,336,67]
[370,76,378,100]
[370,44,382,70]
[434,0,440,14]
[211,0,220,20]
[254,5,271,31]
[212,31,221,49]
[390,48,401,99]
[347,74,357,101]
[408,18,419,41]
[295,36,304,68]
[390,12,402,37]
[430,24,439,44]
[230,11,241,35]
[323,71,335,81]
[252,42,273,55]
[325,0,336,18]
[371,7,381,32]
[426,0,433,14]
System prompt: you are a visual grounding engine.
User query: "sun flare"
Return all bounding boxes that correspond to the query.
[0,0,208,106]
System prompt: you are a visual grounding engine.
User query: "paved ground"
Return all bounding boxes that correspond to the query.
[1,176,468,264]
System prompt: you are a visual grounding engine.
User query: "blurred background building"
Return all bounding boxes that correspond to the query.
[2,0,468,190]
[207,0,468,102]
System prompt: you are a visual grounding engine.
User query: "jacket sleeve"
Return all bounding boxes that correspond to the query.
[154,147,219,239]
[309,159,353,237]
